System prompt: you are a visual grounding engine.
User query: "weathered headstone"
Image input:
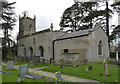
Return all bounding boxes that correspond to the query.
[49,58,53,64]
[55,72,63,83]
[42,58,45,64]
[116,50,118,62]
[19,64,44,80]
[99,72,102,76]
[30,60,34,67]
[88,65,92,70]
[85,68,88,72]
[14,56,17,63]
[104,62,109,76]
[60,64,63,69]
[19,64,28,77]
[51,60,55,65]
[1,71,10,74]
[59,59,64,65]
[6,61,16,70]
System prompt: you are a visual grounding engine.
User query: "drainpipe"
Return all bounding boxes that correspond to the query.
[52,40,55,60]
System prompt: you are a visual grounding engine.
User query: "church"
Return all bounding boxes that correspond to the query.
[17,15,109,65]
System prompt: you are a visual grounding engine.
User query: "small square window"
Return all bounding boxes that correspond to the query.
[64,49,68,53]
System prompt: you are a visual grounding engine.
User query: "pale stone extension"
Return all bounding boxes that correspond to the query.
[2,63,98,82]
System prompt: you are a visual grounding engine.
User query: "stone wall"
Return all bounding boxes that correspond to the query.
[87,27,109,62]
[17,31,64,61]
[54,36,89,64]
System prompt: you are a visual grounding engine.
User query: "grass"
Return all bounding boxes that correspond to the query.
[2,65,55,82]
[40,62,119,83]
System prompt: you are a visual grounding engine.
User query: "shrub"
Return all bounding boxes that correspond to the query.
[6,53,13,59]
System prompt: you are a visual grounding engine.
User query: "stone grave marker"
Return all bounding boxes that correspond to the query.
[34,60,38,66]
[19,64,44,80]
[42,58,45,64]
[104,62,109,76]
[99,72,102,76]
[0,71,10,74]
[30,60,34,67]
[55,72,63,83]
[60,64,63,69]
[6,61,16,70]
[59,59,64,65]
[14,56,17,63]
[49,58,53,64]
[19,64,28,77]
[51,60,55,65]
[85,68,88,72]
[88,65,92,70]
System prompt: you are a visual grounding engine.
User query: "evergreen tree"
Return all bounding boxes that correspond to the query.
[59,1,112,34]
[0,0,16,59]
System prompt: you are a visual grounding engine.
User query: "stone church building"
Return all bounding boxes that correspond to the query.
[17,15,109,65]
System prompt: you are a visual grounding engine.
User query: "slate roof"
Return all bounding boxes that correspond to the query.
[55,28,95,40]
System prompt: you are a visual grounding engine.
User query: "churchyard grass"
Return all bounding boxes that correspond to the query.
[2,65,55,82]
[40,62,119,82]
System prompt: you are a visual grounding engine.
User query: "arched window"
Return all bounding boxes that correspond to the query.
[30,47,33,56]
[39,46,44,57]
[98,41,102,56]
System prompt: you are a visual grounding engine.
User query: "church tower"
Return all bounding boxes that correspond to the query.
[19,12,36,37]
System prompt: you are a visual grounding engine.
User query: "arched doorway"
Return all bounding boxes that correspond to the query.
[98,41,102,56]
[39,46,44,57]
[30,47,33,56]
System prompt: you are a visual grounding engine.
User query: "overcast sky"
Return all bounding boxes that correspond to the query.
[3,0,119,41]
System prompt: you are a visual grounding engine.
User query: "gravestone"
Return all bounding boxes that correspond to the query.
[6,61,16,70]
[60,64,63,69]
[24,56,29,62]
[30,60,34,67]
[49,58,53,64]
[99,72,102,76]
[116,50,118,62]
[19,64,44,80]
[104,62,109,76]
[59,59,64,65]
[45,78,51,83]
[1,71,10,74]
[16,56,22,62]
[88,65,92,70]
[51,60,55,65]
[85,68,88,72]
[19,64,28,77]
[34,56,40,62]
[42,58,45,64]
[55,72,63,83]
[14,56,17,63]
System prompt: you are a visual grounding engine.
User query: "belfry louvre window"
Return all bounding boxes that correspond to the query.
[98,41,102,56]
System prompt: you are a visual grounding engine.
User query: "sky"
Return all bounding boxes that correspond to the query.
[8,0,74,41]
[1,0,119,41]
